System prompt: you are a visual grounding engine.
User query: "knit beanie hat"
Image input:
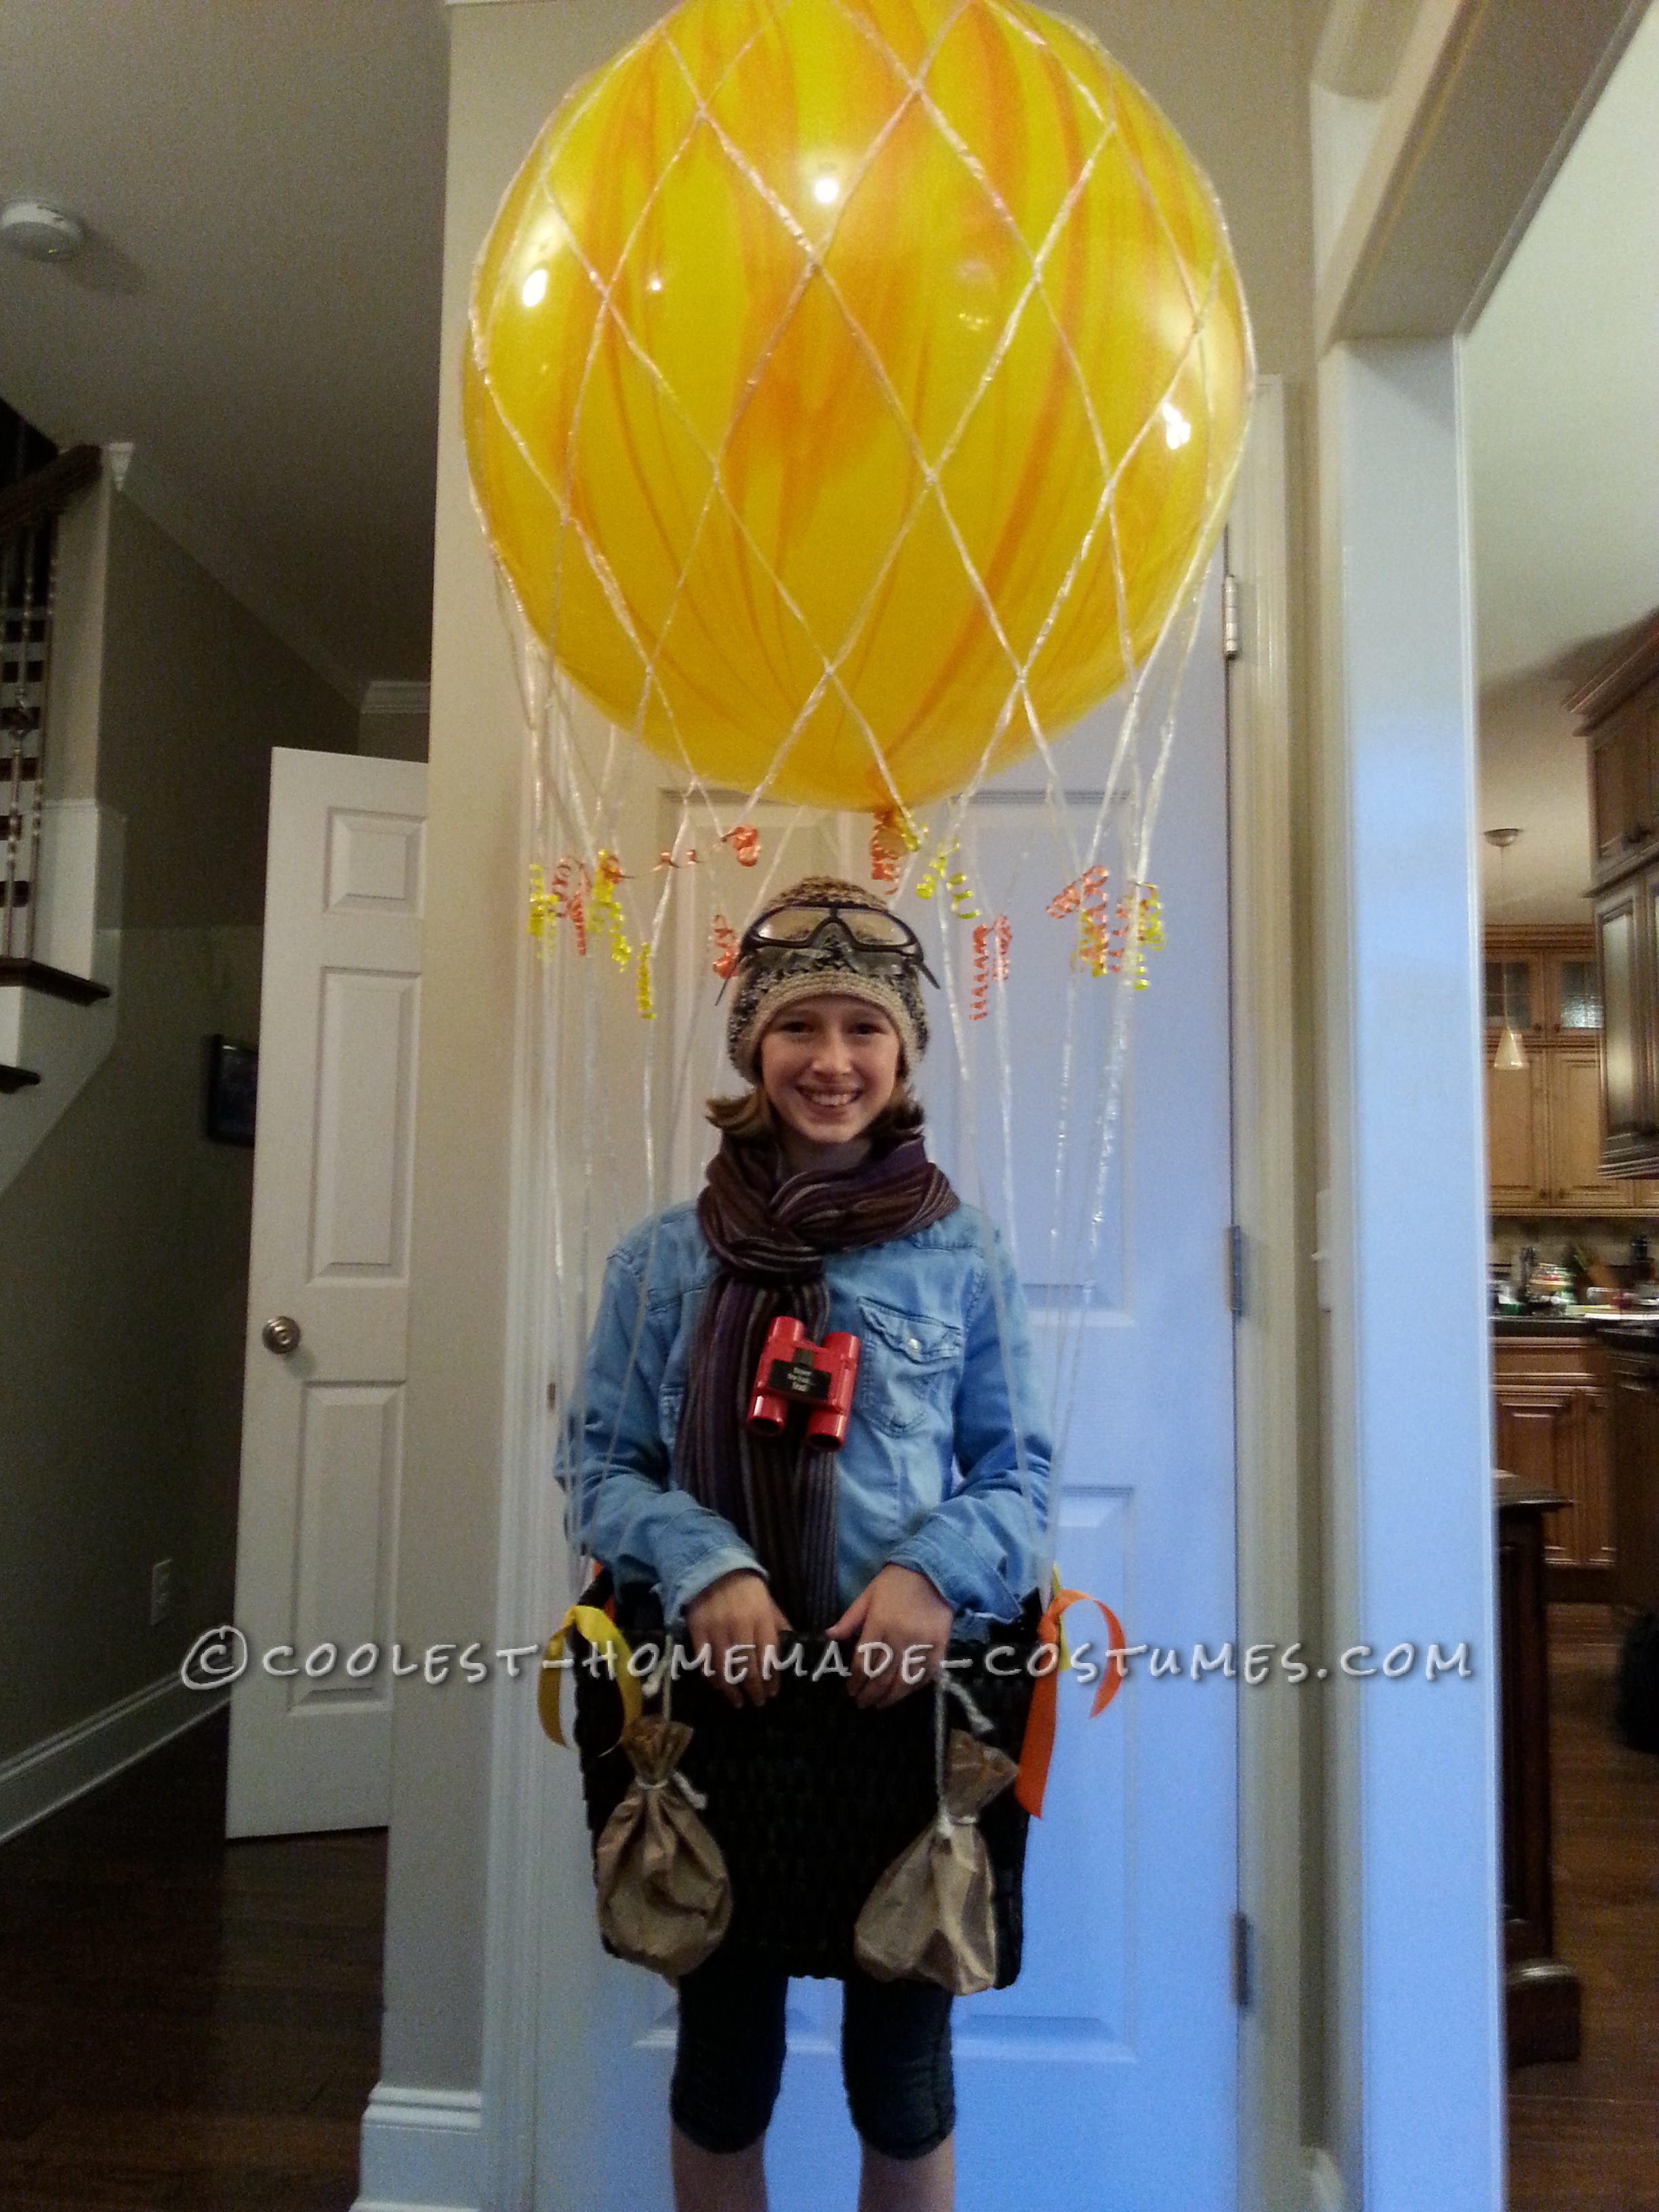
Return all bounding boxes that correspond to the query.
[726,876,930,1079]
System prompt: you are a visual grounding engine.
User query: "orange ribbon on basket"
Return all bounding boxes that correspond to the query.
[1014,1585,1126,1818]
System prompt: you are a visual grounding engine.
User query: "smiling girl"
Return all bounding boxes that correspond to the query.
[577,875,1050,2212]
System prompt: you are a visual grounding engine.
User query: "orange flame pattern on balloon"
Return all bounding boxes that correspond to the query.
[464,0,1252,813]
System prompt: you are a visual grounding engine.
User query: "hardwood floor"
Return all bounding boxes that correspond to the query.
[5,1622,1643,2208]
[0,1708,385,2211]
[1509,1605,1659,2211]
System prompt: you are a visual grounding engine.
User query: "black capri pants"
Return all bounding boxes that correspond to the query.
[671,1944,955,2161]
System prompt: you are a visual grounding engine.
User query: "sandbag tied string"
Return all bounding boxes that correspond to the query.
[538,1603,642,1748]
[1013,1586,1127,1818]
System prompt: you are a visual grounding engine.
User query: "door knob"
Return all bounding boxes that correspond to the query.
[262,1315,302,1355]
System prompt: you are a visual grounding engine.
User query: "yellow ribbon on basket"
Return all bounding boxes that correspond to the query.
[538,1603,642,1748]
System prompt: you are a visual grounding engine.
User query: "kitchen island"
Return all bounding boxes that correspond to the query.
[1492,1315,1613,1599]
[1594,1324,1659,1610]
[1492,1309,1659,1605]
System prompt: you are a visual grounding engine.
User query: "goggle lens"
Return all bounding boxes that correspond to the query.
[749,903,917,954]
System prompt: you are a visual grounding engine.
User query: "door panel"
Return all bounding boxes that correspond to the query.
[1486,1047,1547,1208]
[226,749,426,1838]
[534,571,1235,2209]
[1547,1046,1620,1209]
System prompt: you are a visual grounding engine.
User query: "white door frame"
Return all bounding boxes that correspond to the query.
[475,387,1301,2211]
[1227,377,1305,2212]
[1309,5,1648,2209]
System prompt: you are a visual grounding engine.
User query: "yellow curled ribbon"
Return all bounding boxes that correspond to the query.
[537,1603,642,1747]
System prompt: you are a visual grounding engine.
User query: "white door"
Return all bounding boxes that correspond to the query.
[533,573,1235,2209]
[226,747,427,1838]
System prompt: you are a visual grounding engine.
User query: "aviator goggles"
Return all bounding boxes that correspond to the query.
[737,900,938,987]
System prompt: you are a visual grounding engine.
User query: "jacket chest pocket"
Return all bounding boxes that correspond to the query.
[655,1288,703,1447]
[855,1296,964,1437]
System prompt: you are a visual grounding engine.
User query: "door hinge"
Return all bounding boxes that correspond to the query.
[1226,1224,1246,1317]
[1231,1910,1254,2009]
[1223,571,1243,662]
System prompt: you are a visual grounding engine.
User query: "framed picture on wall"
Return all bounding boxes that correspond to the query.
[205,1035,258,1146]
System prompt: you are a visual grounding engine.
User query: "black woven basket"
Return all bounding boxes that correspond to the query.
[569,1576,1038,1986]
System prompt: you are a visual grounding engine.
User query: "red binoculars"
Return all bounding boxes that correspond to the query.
[747,1316,861,1453]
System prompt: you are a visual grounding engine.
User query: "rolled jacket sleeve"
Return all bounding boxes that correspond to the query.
[576,1243,764,1622]
[886,1223,1051,1622]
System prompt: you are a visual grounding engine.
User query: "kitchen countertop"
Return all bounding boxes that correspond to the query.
[1494,1313,1597,1337]
[1494,1309,1659,1341]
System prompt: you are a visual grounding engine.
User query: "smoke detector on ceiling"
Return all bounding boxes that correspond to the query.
[1,201,87,263]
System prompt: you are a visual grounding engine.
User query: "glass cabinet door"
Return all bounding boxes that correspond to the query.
[1557,957,1601,1032]
[1485,958,1536,1031]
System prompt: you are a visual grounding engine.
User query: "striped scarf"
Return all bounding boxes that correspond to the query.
[675,1132,959,1630]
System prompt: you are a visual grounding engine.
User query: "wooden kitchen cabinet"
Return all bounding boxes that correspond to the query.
[1546,1048,1622,1208]
[1488,1044,1549,1209]
[1593,874,1654,1171]
[1496,1480,1582,2068]
[1606,1344,1659,1612]
[1576,611,1659,1176]
[1483,926,1654,1214]
[1486,949,1543,1038]
[1482,924,1659,1214]
[1485,926,1601,1042]
[1589,691,1659,872]
[1492,1335,1615,1595]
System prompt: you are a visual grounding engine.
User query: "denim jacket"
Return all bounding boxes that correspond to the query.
[575,1199,1051,1629]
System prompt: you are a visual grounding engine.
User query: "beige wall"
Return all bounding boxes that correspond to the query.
[384,0,1317,2102]
[1479,672,1591,925]
[382,0,670,2093]
[359,704,432,761]
[100,497,356,926]
[1068,0,1315,383]
[0,498,355,1765]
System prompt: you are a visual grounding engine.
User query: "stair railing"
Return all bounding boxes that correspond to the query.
[0,445,102,962]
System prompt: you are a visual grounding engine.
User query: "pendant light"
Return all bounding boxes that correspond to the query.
[1486,827,1527,1071]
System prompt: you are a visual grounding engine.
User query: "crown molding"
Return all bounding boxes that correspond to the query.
[361,679,432,717]
[1565,611,1659,732]
[1315,0,1646,348]
[1313,0,1418,96]
[112,445,363,706]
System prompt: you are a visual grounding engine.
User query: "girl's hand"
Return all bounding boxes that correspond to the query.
[684,1570,792,1708]
[827,1565,955,1708]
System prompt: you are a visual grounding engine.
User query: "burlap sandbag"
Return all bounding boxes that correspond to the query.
[853,1729,1017,1995]
[594,1715,731,1981]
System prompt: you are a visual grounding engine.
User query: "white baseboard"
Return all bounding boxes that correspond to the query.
[355,2084,483,2212]
[0,1668,226,1845]
[1305,2147,1346,2212]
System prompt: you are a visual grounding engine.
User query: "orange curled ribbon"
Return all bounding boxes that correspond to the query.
[1049,865,1118,976]
[721,825,760,867]
[1014,1585,1126,1818]
[1046,863,1109,922]
[970,914,1011,1021]
[869,806,921,888]
[711,912,740,979]
[529,857,588,956]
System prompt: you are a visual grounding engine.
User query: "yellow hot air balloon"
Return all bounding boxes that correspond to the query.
[464,0,1252,815]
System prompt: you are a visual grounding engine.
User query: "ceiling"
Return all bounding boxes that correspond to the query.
[1465,0,1659,918]
[0,1,450,702]
[0,0,1647,739]
[1465,0,1659,691]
